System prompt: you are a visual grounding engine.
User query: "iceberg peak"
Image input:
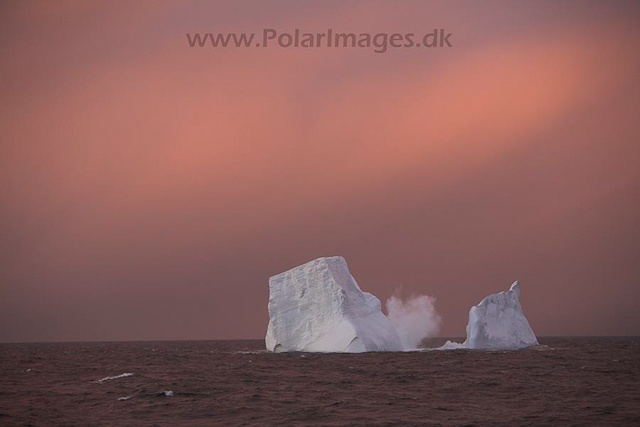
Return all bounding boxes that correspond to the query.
[509,280,520,295]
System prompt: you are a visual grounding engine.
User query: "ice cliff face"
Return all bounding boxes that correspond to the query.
[265,257,404,353]
[440,280,538,350]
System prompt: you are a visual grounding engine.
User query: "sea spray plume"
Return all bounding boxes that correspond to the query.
[386,293,441,350]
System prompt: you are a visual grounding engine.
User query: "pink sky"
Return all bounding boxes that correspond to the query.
[1,1,639,342]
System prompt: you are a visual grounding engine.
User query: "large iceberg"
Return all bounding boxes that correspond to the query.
[265,256,404,353]
[441,281,538,350]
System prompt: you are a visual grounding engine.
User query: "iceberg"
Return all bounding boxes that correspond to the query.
[440,281,538,350]
[266,256,404,353]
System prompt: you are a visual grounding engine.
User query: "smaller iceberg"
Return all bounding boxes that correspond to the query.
[440,281,538,350]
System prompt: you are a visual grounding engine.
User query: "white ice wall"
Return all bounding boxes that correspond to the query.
[266,257,404,353]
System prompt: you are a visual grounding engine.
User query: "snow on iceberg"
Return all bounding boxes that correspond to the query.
[266,256,404,353]
[440,281,538,350]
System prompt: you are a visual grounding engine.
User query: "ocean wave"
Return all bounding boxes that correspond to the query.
[95,373,133,383]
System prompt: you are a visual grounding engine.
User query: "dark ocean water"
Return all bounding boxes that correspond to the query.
[1,337,639,426]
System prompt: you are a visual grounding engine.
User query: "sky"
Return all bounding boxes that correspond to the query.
[1,1,639,342]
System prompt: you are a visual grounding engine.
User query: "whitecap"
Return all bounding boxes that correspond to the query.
[95,373,133,383]
[117,395,134,401]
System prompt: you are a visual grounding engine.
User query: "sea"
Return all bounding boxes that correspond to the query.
[1,337,639,426]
